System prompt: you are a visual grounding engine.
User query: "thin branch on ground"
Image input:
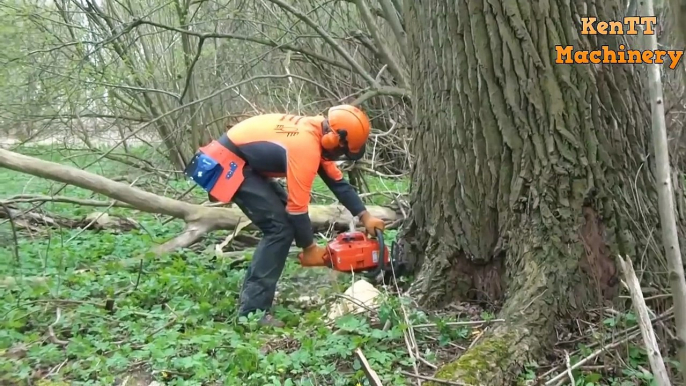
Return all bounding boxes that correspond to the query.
[354,348,384,386]
[617,255,672,386]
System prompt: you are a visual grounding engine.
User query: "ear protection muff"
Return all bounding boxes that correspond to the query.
[321,130,339,150]
[321,120,348,150]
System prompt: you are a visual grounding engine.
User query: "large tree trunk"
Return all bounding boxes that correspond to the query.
[401,1,669,384]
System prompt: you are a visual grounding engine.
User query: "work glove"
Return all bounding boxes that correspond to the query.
[298,243,329,267]
[359,211,385,236]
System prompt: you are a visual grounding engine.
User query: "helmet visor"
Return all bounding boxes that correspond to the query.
[321,142,365,161]
[344,142,365,161]
[322,147,345,161]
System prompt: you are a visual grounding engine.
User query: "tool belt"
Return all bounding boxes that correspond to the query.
[183,133,246,203]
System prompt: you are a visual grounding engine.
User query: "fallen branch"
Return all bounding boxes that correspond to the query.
[617,255,672,386]
[0,149,398,255]
[47,308,69,346]
[531,306,671,383]
[0,205,138,233]
[214,219,252,258]
[354,348,384,386]
[1,194,134,208]
[544,330,642,385]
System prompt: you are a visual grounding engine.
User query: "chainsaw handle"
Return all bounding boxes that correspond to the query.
[363,228,385,279]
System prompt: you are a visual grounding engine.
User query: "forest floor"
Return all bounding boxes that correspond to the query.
[0,145,670,386]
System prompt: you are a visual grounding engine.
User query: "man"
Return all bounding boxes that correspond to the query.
[184,104,386,327]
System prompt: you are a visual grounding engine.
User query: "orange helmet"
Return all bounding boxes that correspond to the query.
[321,104,371,160]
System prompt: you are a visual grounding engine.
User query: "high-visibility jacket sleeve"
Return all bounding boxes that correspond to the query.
[318,160,366,217]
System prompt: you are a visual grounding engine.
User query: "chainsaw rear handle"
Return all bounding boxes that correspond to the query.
[363,228,385,278]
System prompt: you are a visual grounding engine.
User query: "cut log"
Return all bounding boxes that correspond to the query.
[0,149,398,255]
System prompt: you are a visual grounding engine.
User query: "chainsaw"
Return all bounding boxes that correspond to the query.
[302,229,405,279]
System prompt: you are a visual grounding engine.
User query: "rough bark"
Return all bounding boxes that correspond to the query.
[401,1,666,384]
[0,148,398,255]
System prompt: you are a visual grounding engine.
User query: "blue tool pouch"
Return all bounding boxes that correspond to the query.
[183,152,224,192]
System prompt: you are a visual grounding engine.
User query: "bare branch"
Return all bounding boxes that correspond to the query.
[617,255,672,386]
[179,37,204,103]
[263,0,379,87]
[390,0,404,22]
[130,19,353,71]
[352,0,408,88]
[354,348,384,386]
[377,0,408,59]
[21,114,148,123]
[83,74,340,167]
[349,85,408,106]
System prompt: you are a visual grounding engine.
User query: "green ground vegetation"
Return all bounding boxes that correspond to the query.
[0,146,666,385]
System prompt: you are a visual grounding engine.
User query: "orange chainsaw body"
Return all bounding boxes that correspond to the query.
[326,231,390,272]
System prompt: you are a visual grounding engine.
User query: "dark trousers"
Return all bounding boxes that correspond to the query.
[231,167,294,317]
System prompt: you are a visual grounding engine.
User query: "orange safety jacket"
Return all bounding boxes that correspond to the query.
[226,113,366,247]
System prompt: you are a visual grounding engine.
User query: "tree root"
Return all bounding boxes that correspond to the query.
[426,320,544,386]
[416,219,589,386]
[424,262,552,386]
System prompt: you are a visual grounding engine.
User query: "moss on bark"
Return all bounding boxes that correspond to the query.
[400,0,668,384]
